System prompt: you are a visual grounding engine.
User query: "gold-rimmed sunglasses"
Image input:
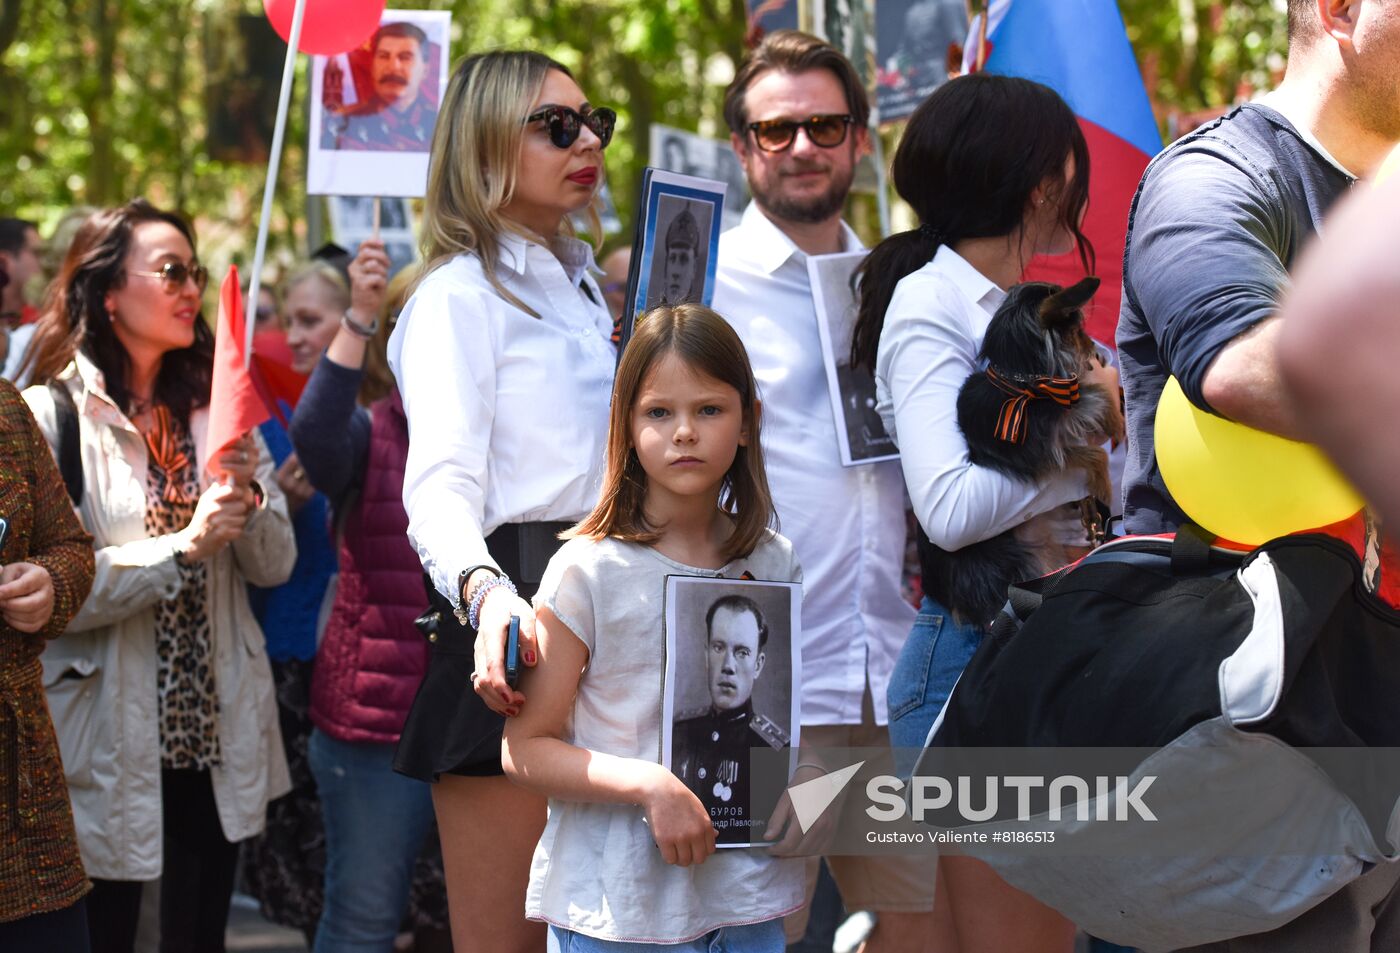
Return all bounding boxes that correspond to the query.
[128,261,210,294]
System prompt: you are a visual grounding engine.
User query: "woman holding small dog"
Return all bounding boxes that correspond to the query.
[851,73,1116,952]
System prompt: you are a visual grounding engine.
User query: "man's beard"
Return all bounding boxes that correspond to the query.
[751,160,856,225]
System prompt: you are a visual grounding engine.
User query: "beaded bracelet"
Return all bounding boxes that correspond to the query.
[340,309,380,341]
[467,572,518,630]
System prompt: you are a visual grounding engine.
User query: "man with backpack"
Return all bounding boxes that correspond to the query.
[1115,1,1400,948]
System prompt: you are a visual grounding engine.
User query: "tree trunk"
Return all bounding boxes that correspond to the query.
[87,0,121,204]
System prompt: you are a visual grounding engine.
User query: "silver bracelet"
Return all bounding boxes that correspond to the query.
[467,573,518,630]
[340,309,379,340]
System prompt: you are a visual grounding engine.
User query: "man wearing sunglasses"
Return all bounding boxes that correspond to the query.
[323,21,438,153]
[712,30,937,953]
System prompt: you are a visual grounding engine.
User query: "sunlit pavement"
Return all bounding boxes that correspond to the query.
[226,894,307,953]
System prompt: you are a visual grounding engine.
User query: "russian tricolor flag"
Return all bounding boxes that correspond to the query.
[968,0,1161,345]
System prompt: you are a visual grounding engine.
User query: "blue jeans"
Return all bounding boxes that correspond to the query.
[886,596,984,778]
[309,729,437,953]
[547,920,784,952]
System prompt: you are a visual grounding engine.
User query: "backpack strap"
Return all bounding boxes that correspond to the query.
[1171,522,1213,574]
[47,380,85,508]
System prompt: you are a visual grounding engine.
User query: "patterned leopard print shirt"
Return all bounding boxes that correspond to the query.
[142,406,221,769]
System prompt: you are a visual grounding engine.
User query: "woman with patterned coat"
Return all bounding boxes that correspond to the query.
[0,377,96,951]
[20,199,293,953]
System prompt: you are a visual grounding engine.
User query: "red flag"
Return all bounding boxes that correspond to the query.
[206,266,273,477]
[252,328,309,409]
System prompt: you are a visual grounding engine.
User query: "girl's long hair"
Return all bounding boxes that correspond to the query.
[22,198,214,423]
[568,304,775,561]
[418,50,603,314]
[849,74,1093,371]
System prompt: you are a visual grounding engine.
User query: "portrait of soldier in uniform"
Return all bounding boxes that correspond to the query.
[321,21,440,153]
[672,594,790,843]
[645,196,712,310]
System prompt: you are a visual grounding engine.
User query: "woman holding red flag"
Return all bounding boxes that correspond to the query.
[20,199,295,953]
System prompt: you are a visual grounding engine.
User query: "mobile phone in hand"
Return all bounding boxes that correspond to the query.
[0,515,10,558]
[505,614,521,689]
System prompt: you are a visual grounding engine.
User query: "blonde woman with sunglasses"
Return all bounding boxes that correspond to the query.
[387,51,617,953]
[21,199,294,953]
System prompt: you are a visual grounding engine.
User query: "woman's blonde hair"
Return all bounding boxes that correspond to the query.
[419,50,602,315]
[567,304,775,562]
[283,260,351,311]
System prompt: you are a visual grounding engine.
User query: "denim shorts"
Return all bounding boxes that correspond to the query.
[886,595,985,777]
[548,920,785,953]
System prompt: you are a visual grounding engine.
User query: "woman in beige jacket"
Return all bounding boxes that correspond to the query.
[21,199,294,953]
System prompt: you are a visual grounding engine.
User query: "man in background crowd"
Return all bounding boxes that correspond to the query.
[714,29,937,952]
[0,219,42,329]
[1,218,44,381]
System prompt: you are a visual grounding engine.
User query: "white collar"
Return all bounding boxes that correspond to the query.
[496,230,597,287]
[733,202,863,274]
[931,244,1005,311]
[71,351,139,432]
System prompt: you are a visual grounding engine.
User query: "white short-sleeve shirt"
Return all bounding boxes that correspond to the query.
[527,532,805,943]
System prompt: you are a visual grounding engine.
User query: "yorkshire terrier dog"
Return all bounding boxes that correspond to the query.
[918,277,1124,627]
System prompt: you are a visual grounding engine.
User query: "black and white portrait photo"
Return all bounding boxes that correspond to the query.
[663,576,801,848]
[619,169,726,355]
[809,251,899,465]
[875,0,967,122]
[329,195,419,280]
[649,124,750,223]
[329,195,410,233]
[646,195,712,309]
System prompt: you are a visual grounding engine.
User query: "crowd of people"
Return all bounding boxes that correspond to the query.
[2,1,1399,952]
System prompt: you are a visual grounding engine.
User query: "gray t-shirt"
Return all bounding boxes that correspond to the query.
[1116,103,1353,535]
[526,530,804,943]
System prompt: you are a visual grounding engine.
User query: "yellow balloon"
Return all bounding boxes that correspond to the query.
[1155,377,1363,545]
[1378,142,1400,185]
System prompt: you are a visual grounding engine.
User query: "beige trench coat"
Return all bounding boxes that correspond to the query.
[24,353,294,881]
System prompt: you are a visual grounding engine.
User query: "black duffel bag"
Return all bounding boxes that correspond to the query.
[913,528,1400,951]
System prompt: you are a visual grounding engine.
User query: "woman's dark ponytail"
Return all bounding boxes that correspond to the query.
[848,73,1093,374]
[850,226,940,371]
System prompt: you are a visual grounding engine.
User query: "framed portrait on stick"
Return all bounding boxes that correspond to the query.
[307,9,451,196]
[662,575,802,848]
[616,168,727,357]
[809,251,899,466]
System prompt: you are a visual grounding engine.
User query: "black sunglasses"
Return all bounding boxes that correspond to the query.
[526,105,617,149]
[746,114,854,153]
[129,260,210,293]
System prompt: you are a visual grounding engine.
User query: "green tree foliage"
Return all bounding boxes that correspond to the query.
[1118,0,1290,117]
[0,0,1289,267]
